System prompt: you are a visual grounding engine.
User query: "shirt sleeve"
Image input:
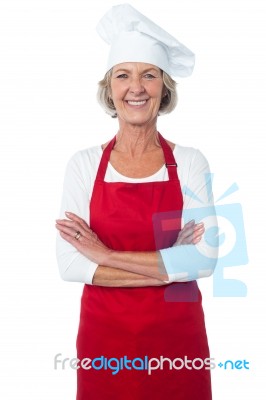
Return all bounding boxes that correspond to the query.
[56,150,99,284]
[160,149,219,282]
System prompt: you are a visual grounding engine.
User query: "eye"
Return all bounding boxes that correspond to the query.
[143,73,156,80]
[116,74,128,79]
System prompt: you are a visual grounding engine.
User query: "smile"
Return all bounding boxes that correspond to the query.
[126,100,147,106]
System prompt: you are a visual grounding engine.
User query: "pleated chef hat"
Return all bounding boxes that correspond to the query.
[96,3,195,78]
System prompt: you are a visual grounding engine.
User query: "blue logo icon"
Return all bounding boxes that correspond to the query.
[153,173,248,298]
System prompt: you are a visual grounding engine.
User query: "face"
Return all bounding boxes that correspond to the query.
[110,62,165,127]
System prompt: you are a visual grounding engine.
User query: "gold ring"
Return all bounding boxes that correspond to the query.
[75,231,81,240]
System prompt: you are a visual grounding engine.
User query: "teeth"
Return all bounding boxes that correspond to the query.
[127,100,147,106]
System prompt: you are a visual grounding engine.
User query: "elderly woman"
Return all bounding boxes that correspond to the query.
[56,4,218,400]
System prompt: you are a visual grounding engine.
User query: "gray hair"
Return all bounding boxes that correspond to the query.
[97,69,178,118]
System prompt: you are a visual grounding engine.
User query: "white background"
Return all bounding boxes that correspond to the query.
[0,0,265,398]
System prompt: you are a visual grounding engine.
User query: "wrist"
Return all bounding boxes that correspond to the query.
[100,248,116,267]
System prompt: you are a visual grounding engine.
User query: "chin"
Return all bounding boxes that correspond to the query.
[120,112,158,126]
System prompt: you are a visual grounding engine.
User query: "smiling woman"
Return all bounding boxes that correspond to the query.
[55,3,218,400]
[97,64,178,118]
[110,63,164,127]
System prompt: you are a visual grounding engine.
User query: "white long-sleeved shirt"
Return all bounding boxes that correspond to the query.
[56,143,218,284]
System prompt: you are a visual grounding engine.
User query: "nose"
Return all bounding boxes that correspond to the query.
[129,76,145,95]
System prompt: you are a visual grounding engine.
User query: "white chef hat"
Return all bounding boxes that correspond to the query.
[96,3,195,78]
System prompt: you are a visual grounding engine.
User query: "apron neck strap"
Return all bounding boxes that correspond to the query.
[95,132,178,181]
[158,133,178,180]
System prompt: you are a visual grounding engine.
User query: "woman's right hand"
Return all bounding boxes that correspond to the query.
[174,220,205,246]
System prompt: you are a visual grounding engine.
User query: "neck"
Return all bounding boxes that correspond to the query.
[115,122,160,157]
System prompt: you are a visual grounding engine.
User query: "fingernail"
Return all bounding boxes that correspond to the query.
[65,212,71,216]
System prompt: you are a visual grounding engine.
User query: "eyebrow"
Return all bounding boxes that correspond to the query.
[113,67,161,74]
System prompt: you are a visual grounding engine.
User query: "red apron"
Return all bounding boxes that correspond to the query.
[76,134,212,400]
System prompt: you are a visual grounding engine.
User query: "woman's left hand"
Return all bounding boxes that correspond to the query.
[55,212,111,265]
[174,220,205,246]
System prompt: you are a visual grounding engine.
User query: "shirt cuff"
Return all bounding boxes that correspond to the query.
[85,261,98,284]
[160,246,194,283]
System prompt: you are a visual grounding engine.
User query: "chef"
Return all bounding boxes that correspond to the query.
[56,4,218,399]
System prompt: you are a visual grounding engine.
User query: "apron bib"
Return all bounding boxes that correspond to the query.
[76,134,212,400]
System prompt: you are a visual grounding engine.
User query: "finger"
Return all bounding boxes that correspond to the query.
[62,212,90,232]
[56,216,90,234]
[179,220,199,238]
[175,221,204,245]
[193,225,205,236]
[55,218,72,225]
[193,222,204,231]
[192,236,202,244]
[56,221,99,243]
[192,227,205,244]
[175,232,193,245]
[191,234,204,244]
[183,220,195,229]
[179,225,195,240]
[55,220,94,240]
[55,219,85,235]
[56,218,79,227]
[59,231,85,251]
[193,225,205,238]
[176,225,205,245]
[183,223,204,242]
[65,212,89,226]
[55,223,86,240]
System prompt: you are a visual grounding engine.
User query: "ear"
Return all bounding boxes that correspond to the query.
[162,86,168,97]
